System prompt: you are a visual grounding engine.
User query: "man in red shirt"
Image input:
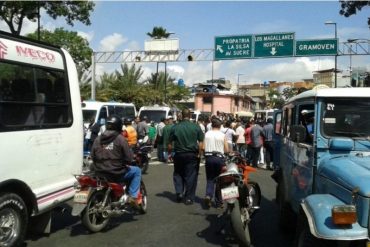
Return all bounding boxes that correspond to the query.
[244,120,253,165]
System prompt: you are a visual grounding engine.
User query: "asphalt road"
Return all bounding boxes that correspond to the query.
[24,159,293,247]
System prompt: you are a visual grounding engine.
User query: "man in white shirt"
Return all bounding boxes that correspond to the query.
[203,118,229,209]
[235,121,246,157]
[221,120,237,152]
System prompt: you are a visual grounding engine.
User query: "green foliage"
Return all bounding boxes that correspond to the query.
[27,27,93,75]
[90,63,191,109]
[0,1,95,35]
[339,1,370,27]
[146,26,172,39]
[266,86,311,109]
[267,88,285,109]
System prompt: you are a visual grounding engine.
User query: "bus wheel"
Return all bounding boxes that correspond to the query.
[0,193,28,247]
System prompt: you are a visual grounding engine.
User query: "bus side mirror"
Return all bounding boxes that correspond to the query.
[290,125,307,143]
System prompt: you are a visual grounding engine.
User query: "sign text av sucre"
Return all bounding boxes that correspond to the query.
[214,35,252,60]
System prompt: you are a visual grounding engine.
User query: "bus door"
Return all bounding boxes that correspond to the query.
[287,103,315,210]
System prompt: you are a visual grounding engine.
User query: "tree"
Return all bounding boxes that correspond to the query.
[339,1,370,27]
[282,87,299,100]
[98,63,148,106]
[145,72,191,106]
[146,26,172,39]
[0,1,95,35]
[267,88,285,109]
[27,27,93,75]
[364,72,370,87]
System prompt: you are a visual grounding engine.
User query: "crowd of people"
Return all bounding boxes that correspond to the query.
[83,108,277,208]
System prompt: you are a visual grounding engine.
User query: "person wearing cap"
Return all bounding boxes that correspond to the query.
[168,108,204,205]
[162,116,174,163]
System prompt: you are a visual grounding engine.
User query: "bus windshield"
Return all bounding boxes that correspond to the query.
[139,110,166,123]
[322,98,370,139]
[82,110,97,124]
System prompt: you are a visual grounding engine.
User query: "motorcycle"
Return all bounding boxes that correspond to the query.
[215,151,261,247]
[71,172,147,232]
[132,136,152,174]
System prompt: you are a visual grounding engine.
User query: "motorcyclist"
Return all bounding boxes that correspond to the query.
[122,118,137,148]
[90,115,142,206]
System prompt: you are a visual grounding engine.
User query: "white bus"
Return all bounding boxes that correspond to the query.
[0,31,83,246]
[138,105,178,123]
[82,101,136,128]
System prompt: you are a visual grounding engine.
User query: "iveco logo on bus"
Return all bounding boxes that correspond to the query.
[16,45,55,63]
[0,41,8,59]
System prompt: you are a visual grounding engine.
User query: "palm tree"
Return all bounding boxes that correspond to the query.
[146,26,172,39]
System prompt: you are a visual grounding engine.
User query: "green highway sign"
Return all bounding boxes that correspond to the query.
[295,39,338,56]
[214,35,252,60]
[254,32,295,58]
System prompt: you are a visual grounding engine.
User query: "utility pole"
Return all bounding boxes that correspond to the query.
[325,21,338,88]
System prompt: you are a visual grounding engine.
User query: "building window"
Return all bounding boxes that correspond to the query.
[203,96,213,104]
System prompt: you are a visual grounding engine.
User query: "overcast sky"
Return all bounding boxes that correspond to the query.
[2,1,369,86]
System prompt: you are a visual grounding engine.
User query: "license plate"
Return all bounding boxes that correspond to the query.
[221,186,239,200]
[366,241,370,247]
[73,190,90,204]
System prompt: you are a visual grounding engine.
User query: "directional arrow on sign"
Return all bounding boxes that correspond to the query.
[216,45,224,53]
[270,47,277,55]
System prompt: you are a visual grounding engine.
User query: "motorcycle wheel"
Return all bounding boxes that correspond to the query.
[81,190,110,232]
[230,200,252,247]
[138,181,148,214]
[247,180,261,207]
[141,160,149,174]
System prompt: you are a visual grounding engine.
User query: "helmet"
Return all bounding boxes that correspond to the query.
[124,118,132,125]
[106,115,122,131]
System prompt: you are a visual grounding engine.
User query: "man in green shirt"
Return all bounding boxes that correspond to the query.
[148,121,156,145]
[162,116,174,162]
[168,109,204,205]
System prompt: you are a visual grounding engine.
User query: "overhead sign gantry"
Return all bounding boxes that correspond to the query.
[214,32,338,60]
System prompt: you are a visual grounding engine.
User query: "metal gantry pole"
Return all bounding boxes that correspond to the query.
[91,53,96,100]
[164,61,167,104]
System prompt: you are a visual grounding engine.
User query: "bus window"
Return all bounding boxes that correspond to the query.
[0,62,71,129]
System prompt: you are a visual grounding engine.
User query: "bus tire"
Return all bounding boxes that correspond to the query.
[0,193,28,247]
[277,180,296,232]
[295,213,334,247]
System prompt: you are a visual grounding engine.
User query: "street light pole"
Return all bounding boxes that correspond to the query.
[349,41,353,83]
[237,73,244,95]
[325,21,337,88]
[237,73,245,112]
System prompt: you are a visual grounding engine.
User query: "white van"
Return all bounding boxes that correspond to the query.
[254,109,276,123]
[82,101,136,128]
[0,32,83,245]
[138,105,177,123]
